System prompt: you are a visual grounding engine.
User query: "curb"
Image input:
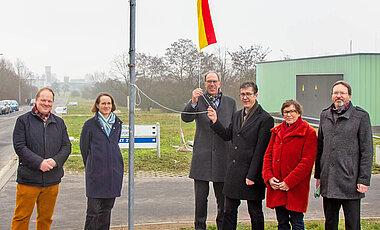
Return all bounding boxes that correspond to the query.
[0,156,18,191]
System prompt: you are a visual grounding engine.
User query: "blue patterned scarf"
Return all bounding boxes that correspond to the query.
[98,112,115,136]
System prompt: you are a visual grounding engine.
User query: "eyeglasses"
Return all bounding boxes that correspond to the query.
[332,91,348,96]
[283,110,297,115]
[239,92,255,97]
[206,80,219,84]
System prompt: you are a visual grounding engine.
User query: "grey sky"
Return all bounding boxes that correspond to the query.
[1,0,379,79]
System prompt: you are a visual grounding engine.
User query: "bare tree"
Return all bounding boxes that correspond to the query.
[0,58,35,102]
[62,83,70,96]
[228,44,271,82]
[213,47,230,84]
[111,51,129,83]
[0,59,16,99]
[135,52,149,79]
[280,49,292,60]
[14,59,35,102]
[135,53,167,111]
[111,51,130,106]
[165,38,199,89]
[15,59,26,79]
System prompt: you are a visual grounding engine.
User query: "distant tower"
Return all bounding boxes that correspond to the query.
[64,76,70,84]
[45,66,52,84]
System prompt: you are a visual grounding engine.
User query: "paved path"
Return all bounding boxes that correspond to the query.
[0,172,379,230]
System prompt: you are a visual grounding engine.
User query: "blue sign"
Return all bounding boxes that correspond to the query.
[119,137,156,144]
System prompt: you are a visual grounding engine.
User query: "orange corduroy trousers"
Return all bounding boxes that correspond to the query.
[11,183,59,230]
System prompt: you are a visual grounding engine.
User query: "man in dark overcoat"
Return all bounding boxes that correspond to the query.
[12,87,71,229]
[208,81,274,230]
[181,72,237,230]
[315,80,373,230]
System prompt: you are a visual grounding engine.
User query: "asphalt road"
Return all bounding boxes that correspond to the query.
[0,107,27,170]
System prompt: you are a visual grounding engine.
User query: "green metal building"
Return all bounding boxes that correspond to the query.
[256,53,380,130]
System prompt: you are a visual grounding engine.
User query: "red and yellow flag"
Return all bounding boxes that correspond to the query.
[197,0,217,51]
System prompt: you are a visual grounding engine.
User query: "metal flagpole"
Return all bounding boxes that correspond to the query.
[128,0,136,229]
[199,52,212,108]
[198,52,202,89]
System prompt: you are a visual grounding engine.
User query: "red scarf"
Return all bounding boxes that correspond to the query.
[32,104,50,122]
[281,117,302,136]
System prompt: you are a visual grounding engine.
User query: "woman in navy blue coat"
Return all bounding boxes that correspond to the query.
[80,92,124,230]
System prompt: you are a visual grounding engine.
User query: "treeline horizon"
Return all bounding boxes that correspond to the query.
[79,38,273,111]
[1,38,283,110]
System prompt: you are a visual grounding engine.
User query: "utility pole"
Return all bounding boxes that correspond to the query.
[17,64,24,103]
[128,0,136,229]
[19,78,21,103]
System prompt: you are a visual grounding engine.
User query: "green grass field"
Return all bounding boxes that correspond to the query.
[62,97,380,174]
[63,97,195,174]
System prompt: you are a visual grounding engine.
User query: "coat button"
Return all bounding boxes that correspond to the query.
[237,134,240,137]
[234,146,238,150]
[232,160,236,163]
[276,159,279,162]
[279,142,282,145]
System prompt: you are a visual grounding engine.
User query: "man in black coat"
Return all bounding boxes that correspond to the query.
[315,80,373,230]
[12,87,71,229]
[181,72,237,230]
[208,81,274,230]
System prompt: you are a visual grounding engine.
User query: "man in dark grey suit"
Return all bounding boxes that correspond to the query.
[181,72,236,230]
[208,81,273,230]
[315,80,373,230]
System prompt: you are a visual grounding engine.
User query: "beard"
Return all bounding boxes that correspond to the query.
[334,100,344,108]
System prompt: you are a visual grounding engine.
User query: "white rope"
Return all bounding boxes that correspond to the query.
[135,87,142,106]
[128,82,208,115]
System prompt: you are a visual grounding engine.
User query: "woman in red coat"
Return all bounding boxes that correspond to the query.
[262,100,317,230]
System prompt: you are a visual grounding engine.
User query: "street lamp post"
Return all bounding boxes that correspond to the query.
[17,64,24,104]
[19,78,21,103]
